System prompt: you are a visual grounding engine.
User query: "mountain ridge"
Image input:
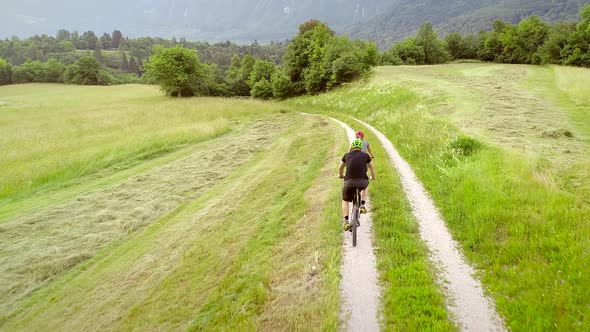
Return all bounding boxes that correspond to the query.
[2,0,588,47]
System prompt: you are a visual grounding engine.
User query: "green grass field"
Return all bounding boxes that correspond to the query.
[1,62,589,331]
[0,85,344,329]
[288,63,590,331]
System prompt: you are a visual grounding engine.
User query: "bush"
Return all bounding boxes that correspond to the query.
[64,56,111,85]
[271,70,294,99]
[249,60,276,89]
[449,135,482,156]
[12,59,66,83]
[330,52,363,86]
[391,38,425,65]
[250,78,273,99]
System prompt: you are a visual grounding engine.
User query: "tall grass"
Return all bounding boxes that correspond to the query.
[0,84,280,205]
[288,66,590,330]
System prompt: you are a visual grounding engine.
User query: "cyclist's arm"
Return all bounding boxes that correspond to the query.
[339,162,346,178]
[368,162,376,180]
[367,145,375,158]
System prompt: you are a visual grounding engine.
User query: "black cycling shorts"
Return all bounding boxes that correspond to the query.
[342,179,369,202]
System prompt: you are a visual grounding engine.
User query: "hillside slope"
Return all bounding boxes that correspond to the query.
[2,0,588,44]
[346,0,589,48]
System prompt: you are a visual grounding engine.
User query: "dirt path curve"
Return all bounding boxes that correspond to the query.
[355,118,506,331]
[330,117,381,332]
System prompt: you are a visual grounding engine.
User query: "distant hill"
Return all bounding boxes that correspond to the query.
[345,0,590,49]
[1,0,588,47]
[0,0,391,42]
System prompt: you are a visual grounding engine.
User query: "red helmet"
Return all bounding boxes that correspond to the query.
[355,131,364,139]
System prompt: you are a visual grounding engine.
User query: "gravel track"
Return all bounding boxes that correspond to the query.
[355,118,506,332]
[330,117,381,332]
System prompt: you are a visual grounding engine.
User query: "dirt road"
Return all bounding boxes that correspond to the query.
[330,117,381,332]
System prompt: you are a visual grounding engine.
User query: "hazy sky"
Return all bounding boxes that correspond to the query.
[0,0,393,41]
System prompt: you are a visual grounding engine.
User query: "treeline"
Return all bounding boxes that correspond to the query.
[381,4,590,67]
[145,20,377,99]
[0,29,286,86]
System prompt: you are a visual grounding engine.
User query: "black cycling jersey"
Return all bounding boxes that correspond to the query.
[341,150,372,180]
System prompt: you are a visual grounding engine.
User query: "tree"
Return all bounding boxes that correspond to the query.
[82,31,98,50]
[537,22,575,64]
[478,21,506,62]
[128,56,139,74]
[145,46,207,97]
[65,56,111,85]
[445,32,463,60]
[390,38,425,65]
[561,5,590,67]
[271,70,294,99]
[204,64,229,96]
[226,54,250,96]
[56,29,71,42]
[239,54,256,87]
[58,40,75,52]
[0,57,11,85]
[94,39,104,63]
[112,30,123,49]
[120,51,129,71]
[330,52,363,85]
[283,20,334,95]
[415,22,449,64]
[249,60,276,88]
[100,33,112,50]
[250,78,273,99]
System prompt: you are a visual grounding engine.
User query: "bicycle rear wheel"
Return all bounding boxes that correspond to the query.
[352,206,358,247]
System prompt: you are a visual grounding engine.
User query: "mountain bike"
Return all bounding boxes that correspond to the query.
[350,188,361,247]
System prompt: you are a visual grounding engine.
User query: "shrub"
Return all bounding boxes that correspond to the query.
[449,135,482,156]
[271,70,294,99]
[250,78,273,99]
[12,59,66,83]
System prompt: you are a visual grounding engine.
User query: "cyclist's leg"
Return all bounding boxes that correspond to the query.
[342,200,349,219]
[342,181,355,231]
[359,180,369,213]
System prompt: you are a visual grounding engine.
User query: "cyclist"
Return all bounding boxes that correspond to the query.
[349,131,375,159]
[348,131,374,214]
[339,139,376,231]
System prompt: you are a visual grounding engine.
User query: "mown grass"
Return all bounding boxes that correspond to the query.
[0,117,289,317]
[288,64,590,330]
[0,83,281,204]
[1,112,344,330]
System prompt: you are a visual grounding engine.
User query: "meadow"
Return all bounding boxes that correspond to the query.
[1,62,589,331]
[288,63,590,331]
[0,85,345,329]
